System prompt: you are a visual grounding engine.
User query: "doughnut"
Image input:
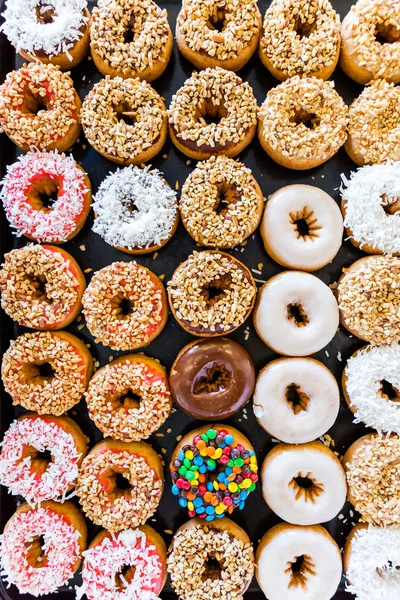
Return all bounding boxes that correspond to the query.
[85,354,171,441]
[258,76,348,170]
[0,413,87,504]
[176,0,261,72]
[0,62,81,153]
[261,184,343,271]
[256,523,342,600]
[259,0,341,81]
[341,0,400,85]
[261,441,347,525]
[1,0,90,70]
[343,433,400,526]
[1,500,87,596]
[344,523,400,600]
[167,517,254,600]
[253,357,340,444]
[81,76,167,165]
[345,80,400,166]
[1,330,92,415]
[167,250,256,336]
[0,151,91,244]
[168,67,258,160]
[92,165,178,254]
[254,270,339,356]
[170,425,258,521]
[0,244,86,330]
[77,526,167,600]
[337,255,400,345]
[90,0,173,82]
[170,338,255,420]
[76,439,163,531]
[82,261,167,351]
[179,155,264,249]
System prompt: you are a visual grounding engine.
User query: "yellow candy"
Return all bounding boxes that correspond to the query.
[185,450,194,460]
[228,482,238,493]
[200,449,207,457]
[250,456,256,464]
[193,471,199,480]
[187,501,194,511]
[239,482,245,489]
[191,479,199,486]
[214,448,223,459]
[242,478,252,489]
[213,481,219,491]
[215,505,225,515]
[250,464,258,472]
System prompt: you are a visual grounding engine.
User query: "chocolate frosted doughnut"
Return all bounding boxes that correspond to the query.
[170,338,255,420]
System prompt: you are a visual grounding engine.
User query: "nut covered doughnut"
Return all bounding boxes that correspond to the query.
[179,156,264,249]
[81,76,168,165]
[0,62,81,153]
[82,261,167,351]
[258,76,348,170]
[168,67,258,160]
[0,244,86,330]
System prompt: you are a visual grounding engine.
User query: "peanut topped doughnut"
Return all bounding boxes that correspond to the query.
[341,0,400,85]
[258,76,348,170]
[176,0,261,72]
[0,62,81,153]
[90,0,173,81]
[81,76,167,165]
[0,244,86,330]
[168,67,258,160]
[82,261,167,351]
[259,0,340,81]
[179,156,264,249]
[167,251,256,336]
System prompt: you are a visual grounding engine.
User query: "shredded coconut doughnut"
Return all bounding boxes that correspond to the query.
[0,151,90,243]
[346,526,400,600]
[77,529,163,600]
[0,505,81,596]
[1,0,89,59]
[92,166,177,251]
[0,416,81,504]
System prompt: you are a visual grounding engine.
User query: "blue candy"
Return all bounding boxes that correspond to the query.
[178,451,185,462]
[206,506,215,515]
[179,498,188,508]
[193,456,203,466]
[205,515,215,521]
[217,472,226,482]
[216,513,225,518]
[171,485,179,496]
[193,497,203,508]
[225,467,233,475]
[199,465,207,474]
[232,497,240,505]
[207,482,214,492]
[240,490,248,500]
[224,434,234,445]
[196,507,205,514]
[239,501,245,510]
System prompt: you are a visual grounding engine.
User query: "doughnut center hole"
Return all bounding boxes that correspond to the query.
[375,23,400,44]
[289,207,321,241]
[289,472,324,503]
[293,15,317,39]
[202,555,222,581]
[287,303,309,327]
[381,194,400,215]
[26,535,48,568]
[380,379,400,401]
[294,475,314,489]
[215,184,240,215]
[26,274,51,304]
[115,471,132,492]
[197,101,228,129]
[123,12,138,44]
[116,105,138,125]
[206,8,226,33]
[285,554,316,589]
[286,384,310,414]
[115,389,141,410]
[23,88,49,116]
[119,297,133,316]
[193,362,231,394]
[202,276,230,308]
[37,362,55,380]
[36,3,56,24]
[291,109,320,130]
[115,564,136,590]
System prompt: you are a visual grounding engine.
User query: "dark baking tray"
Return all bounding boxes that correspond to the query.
[0,1,370,598]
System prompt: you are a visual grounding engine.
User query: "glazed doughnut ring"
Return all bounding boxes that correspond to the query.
[253,357,340,444]
[261,441,347,525]
[261,184,343,271]
[256,523,342,600]
[0,151,91,244]
[0,62,81,153]
[254,270,339,356]
[258,76,348,170]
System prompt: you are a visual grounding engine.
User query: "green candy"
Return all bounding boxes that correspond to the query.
[178,466,187,476]
[201,434,209,442]
[249,482,256,492]
[186,470,195,481]
[227,460,234,467]
[183,458,191,469]
[207,459,216,469]
[234,458,244,467]
[207,429,217,440]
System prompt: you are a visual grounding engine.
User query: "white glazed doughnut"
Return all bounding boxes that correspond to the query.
[261,184,343,271]
[256,523,342,600]
[254,271,339,356]
[253,357,340,443]
[261,441,347,525]
[341,162,400,255]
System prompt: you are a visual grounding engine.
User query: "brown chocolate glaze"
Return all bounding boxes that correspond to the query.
[170,338,255,419]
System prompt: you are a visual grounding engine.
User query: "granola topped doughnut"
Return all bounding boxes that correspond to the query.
[167,250,256,336]
[90,0,173,81]
[85,354,171,442]
[259,0,340,81]
[168,67,258,160]
[341,0,400,85]
[76,439,163,531]
[0,62,81,153]
[1,0,90,70]
[176,0,262,72]
[81,76,168,165]
[337,255,400,344]
[1,331,92,415]
[258,76,348,170]
[179,156,264,249]
[82,261,167,351]
[345,80,400,166]
[0,244,86,330]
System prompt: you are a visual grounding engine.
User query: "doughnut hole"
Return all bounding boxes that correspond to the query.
[375,22,400,45]
[214,183,241,215]
[291,109,321,131]
[123,13,136,44]
[285,554,316,589]
[110,388,141,412]
[111,295,136,320]
[289,207,322,240]
[98,466,133,499]
[115,564,136,591]
[115,103,140,126]
[21,443,53,476]
[201,274,232,308]
[196,100,228,128]
[22,87,50,116]
[287,303,309,327]
[202,554,223,581]
[35,2,56,25]
[379,379,400,402]
[381,194,400,215]
[193,362,231,394]
[293,14,317,39]
[26,176,61,213]
[285,383,310,414]
[206,7,226,33]
[25,534,48,568]
[289,473,324,503]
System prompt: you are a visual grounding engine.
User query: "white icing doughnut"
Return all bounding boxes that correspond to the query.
[341,161,400,254]
[254,271,339,356]
[257,523,342,600]
[253,358,340,443]
[261,441,347,525]
[261,184,343,271]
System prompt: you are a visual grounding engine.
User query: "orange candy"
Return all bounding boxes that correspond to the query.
[211,496,219,507]
[228,473,236,482]
[204,492,213,503]
[198,474,206,483]
[233,466,241,474]
[196,440,206,450]
[228,505,234,514]
[187,493,196,501]
[206,447,215,457]
[219,483,227,491]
